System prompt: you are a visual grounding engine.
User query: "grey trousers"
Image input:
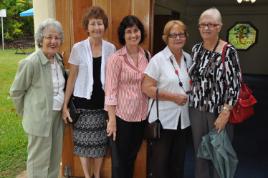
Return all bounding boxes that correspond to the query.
[26,111,64,178]
[189,108,233,178]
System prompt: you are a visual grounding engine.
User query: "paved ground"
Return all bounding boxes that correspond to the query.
[16,171,26,178]
[16,170,63,178]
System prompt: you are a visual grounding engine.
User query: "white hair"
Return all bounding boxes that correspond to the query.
[199,7,223,25]
[35,18,64,48]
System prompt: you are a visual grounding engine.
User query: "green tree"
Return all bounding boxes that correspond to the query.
[0,0,33,43]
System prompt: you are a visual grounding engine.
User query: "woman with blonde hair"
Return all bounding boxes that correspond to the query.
[142,20,192,178]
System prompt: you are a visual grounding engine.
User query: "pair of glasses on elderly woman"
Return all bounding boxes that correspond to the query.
[168,32,186,39]
[44,35,62,41]
[198,23,220,29]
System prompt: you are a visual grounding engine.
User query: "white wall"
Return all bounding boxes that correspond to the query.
[32,0,56,48]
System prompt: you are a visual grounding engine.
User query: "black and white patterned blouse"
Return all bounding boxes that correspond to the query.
[189,43,241,114]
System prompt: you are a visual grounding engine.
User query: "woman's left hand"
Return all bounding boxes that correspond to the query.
[214,110,230,133]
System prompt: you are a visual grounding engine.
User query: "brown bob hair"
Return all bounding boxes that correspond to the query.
[82,6,109,31]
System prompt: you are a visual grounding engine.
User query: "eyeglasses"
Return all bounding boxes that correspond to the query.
[89,22,104,26]
[44,35,62,41]
[168,33,186,39]
[198,23,219,29]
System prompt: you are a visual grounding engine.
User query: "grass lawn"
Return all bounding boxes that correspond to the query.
[0,49,29,178]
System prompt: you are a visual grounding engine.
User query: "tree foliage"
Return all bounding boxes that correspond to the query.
[0,0,33,42]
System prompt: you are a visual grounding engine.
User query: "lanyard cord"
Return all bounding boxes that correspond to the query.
[204,38,220,61]
[169,56,191,94]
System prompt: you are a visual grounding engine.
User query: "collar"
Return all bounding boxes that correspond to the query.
[37,49,61,65]
[162,46,175,61]
[118,46,145,56]
[162,46,186,61]
[37,49,51,65]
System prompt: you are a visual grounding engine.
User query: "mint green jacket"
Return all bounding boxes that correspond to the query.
[10,49,65,137]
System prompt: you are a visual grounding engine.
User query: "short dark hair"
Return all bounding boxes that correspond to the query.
[118,15,145,45]
[82,6,108,31]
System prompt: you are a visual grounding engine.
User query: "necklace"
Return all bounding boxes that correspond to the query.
[203,38,220,70]
[169,56,191,94]
[205,38,220,60]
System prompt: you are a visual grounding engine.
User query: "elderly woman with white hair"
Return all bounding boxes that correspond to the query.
[10,18,65,178]
[189,7,241,178]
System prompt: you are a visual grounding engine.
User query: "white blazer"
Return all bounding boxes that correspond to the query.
[69,38,116,99]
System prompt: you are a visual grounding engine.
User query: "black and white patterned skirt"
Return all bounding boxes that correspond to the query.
[73,109,108,158]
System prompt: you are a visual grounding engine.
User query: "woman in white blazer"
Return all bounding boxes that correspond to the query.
[62,6,116,178]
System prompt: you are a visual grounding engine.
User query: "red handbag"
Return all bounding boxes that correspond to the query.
[229,82,257,123]
[221,44,257,124]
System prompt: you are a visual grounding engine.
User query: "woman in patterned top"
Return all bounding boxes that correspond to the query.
[62,6,116,178]
[189,7,241,178]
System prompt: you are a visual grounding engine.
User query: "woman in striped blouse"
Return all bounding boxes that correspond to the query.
[105,15,148,178]
[189,7,241,178]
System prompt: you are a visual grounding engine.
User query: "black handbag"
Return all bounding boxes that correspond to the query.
[68,97,80,124]
[144,89,161,139]
[57,54,80,124]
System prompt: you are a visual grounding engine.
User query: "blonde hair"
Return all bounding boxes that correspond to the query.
[199,7,223,25]
[162,20,187,44]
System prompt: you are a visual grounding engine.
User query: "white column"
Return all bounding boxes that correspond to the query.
[32,0,56,48]
[1,17,4,50]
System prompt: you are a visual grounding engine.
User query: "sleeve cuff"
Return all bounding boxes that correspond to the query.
[105,96,117,105]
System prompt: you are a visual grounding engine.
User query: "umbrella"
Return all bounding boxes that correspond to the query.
[197,129,239,178]
[20,8,33,17]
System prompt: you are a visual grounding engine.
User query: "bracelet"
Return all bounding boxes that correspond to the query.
[222,105,231,112]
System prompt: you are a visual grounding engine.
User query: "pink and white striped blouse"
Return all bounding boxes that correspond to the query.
[105,46,148,122]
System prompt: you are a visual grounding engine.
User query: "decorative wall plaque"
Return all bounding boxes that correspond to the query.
[228,22,257,50]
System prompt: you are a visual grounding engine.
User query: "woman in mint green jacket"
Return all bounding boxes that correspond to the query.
[10,18,65,178]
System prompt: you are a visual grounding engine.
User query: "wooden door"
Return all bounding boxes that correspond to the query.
[56,0,154,177]
[93,0,154,51]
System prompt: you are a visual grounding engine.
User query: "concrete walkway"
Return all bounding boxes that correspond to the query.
[16,171,27,178]
[16,170,63,178]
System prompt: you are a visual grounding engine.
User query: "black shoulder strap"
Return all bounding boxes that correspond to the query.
[144,49,149,62]
[147,88,159,120]
[56,52,68,87]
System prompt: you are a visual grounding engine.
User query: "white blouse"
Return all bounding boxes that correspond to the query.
[144,46,192,130]
[69,38,116,99]
[51,60,65,111]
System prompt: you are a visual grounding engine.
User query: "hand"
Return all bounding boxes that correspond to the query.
[107,119,117,141]
[174,94,188,106]
[62,106,73,124]
[214,110,230,133]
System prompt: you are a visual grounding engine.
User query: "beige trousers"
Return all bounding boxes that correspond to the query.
[26,111,64,178]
